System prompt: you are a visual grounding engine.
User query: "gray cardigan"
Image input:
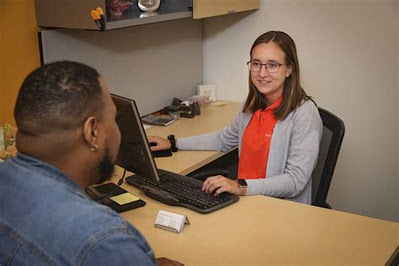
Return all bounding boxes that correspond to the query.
[178,100,323,204]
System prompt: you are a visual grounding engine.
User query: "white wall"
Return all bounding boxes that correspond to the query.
[202,0,399,222]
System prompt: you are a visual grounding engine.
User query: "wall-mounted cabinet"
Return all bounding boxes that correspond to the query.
[34,0,192,31]
[34,0,259,30]
[193,0,259,19]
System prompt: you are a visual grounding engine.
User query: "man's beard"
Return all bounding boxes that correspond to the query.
[96,146,115,184]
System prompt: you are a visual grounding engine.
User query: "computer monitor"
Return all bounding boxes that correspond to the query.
[111,94,240,214]
[111,94,160,182]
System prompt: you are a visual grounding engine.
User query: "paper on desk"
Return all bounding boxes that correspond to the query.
[110,193,141,205]
[154,210,189,233]
[211,101,228,106]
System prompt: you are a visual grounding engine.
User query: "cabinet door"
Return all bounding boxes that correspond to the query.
[193,0,260,19]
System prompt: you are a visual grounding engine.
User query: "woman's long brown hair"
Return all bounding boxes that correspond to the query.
[243,31,311,120]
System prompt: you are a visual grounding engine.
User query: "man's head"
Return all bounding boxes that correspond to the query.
[14,61,121,187]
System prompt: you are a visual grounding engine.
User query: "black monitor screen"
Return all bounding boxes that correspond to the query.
[111,94,160,182]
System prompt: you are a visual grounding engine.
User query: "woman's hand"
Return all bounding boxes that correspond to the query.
[202,175,241,196]
[147,136,171,151]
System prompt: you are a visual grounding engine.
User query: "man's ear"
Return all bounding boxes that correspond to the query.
[83,116,98,148]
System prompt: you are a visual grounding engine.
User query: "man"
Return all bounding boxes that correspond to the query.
[0,61,181,265]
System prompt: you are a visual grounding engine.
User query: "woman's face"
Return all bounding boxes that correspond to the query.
[250,41,292,104]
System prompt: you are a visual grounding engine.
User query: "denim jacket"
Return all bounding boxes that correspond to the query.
[0,153,156,265]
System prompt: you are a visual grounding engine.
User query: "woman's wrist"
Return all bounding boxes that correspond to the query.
[236,185,242,196]
[167,135,178,152]
[236,179,247,196]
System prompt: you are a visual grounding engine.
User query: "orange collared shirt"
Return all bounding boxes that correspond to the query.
[237,96,282,179]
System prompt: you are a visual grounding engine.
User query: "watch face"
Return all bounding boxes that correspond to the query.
[237,179,247,187]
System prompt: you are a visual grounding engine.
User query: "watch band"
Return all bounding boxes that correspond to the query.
[236,179,247,196]
[167,134,178,152]
[240,186,247,196]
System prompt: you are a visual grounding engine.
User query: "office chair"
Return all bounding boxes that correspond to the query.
[311,107,345,209]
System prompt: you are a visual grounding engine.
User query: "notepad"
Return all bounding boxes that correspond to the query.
[154,210,190,233]
[110,193,141,205]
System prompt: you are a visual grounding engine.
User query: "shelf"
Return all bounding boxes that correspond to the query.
[34,0,258,31]
[34,0,192,31]
[106,10,192,30]
[105,4,192,30]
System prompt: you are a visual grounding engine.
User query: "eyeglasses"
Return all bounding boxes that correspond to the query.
[247,61,285,73]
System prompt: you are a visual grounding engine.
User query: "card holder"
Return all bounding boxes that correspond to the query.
[154,210,190,233]
[86,182,146,213]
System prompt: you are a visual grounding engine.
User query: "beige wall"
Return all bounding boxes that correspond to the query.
[396,0,399,220]
[202,0,399,221]
[0,0,40,125]
[39,19,203,116]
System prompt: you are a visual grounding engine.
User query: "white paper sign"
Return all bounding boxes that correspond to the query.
[154,210,189,233]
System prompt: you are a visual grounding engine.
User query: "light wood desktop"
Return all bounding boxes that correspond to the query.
[112,101,398,265]
[144,101,240,175]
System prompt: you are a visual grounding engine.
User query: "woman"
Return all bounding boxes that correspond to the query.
[148,31,322,204]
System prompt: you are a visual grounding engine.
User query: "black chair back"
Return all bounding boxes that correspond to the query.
[311,108,345,208]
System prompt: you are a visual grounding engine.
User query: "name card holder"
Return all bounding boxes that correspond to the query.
[154,210,190,233]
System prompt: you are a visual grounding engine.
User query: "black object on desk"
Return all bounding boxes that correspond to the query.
[150,142,173,157]
[142,114,174,126]
[86,183,146,213]
[152,149,173,157]
[163,97,201,118]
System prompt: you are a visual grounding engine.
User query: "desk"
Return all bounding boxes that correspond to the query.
[118,187,398,265]
[113,102,398,264]
[145,101,240,175]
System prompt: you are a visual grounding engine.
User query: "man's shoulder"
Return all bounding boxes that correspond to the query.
[0,158,152,264]
[47,200,155,265]
[1,196,154,265]
[0,179,153,265]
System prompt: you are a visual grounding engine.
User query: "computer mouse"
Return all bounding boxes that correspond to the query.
[149,142,157,147]
[148,142,172,157]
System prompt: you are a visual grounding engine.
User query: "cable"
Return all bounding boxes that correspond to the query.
[117,168,126,186]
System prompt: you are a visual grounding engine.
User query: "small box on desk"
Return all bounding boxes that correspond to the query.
[86,182,146,213]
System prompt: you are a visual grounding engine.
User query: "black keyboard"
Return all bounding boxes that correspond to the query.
[126,169,239,214]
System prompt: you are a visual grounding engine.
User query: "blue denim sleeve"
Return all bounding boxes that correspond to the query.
[80,233,156,266]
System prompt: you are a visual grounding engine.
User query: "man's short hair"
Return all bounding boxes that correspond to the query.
[14,61,104,135]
